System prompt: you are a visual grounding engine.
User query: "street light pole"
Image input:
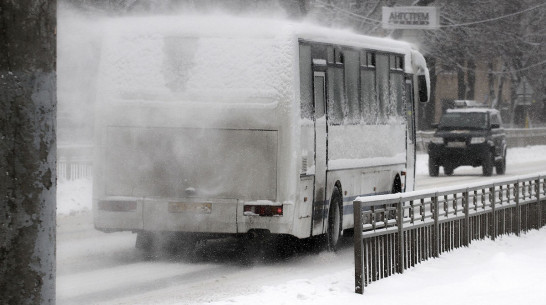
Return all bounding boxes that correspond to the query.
[0,1,57,304]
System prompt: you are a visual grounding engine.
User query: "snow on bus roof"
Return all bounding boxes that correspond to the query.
[97,14,425,103]
[101,14,419,57]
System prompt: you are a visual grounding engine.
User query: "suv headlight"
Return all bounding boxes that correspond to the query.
[470,137,486,144]
[431,137,444,144]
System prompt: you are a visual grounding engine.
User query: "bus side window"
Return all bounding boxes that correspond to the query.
[344,49,360,124]
[390,73,405,118]
[405,78,415,143]
[389,55,405,119]
[361,51,377,124]
[375,54,389,123]
[327,64,345,124]
[314,74,326,118]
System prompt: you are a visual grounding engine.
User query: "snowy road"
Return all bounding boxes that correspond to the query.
[57,211,356,305]
[56,146,546,305]
[415,153,546,190]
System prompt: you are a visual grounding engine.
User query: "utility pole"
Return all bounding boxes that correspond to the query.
[0,1,57,304]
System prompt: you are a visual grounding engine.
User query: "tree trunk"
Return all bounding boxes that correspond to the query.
[0,1,57,304]
[457,64,466,100]
[465,60,475,100]
[487,61,496,107]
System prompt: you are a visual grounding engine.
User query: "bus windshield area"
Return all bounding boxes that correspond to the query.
[439,112,488,130]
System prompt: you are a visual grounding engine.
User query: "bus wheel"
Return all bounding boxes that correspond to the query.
[326,187,342,252]
[136,231,157,259]
[391,175,402,193]
[388,176,402,219]
[164,233,198,257]
[136,231,154,251]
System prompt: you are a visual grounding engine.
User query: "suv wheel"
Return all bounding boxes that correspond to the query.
[482,150,494,176]
[495,150,507,175]
[444,166,454,176]
[429,156,439,177]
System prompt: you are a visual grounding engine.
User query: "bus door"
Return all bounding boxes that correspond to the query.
[312,71,327,235]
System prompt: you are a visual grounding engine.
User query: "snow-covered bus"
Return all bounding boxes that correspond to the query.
[93,15,429,252]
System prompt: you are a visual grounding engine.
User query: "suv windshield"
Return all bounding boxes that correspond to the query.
[439,112,488,130]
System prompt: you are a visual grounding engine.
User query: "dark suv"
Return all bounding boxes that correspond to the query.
[428,108,507,176]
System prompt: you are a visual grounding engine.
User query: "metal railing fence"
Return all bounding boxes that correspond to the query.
[57,156,92,181]
[57,143,93,181]
[353,174,546,294]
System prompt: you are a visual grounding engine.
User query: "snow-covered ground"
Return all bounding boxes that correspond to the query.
[201,229,546,305]
[57,145,546,304]
[57,177,93,215]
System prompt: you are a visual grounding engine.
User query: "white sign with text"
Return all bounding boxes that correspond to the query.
[382,6,440,29]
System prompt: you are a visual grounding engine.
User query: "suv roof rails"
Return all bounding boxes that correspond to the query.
[453,100,486,108]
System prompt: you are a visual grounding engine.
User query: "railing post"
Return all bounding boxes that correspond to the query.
[464,188,470,246]
[433,192,439,258]
[490,183,497,240]
[516,181,521,236]
[396,197,405,274]
[540,178,546,227]
[371,205,376,231]
[354,200,363,294]
[537,177,542,229]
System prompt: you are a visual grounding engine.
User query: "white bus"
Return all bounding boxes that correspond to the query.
[93,15,430,252]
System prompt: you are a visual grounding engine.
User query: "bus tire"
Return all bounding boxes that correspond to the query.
[326,187,342,252]
[136,231,154,251]
[389,176,402,219]
[392,175,402,193]
[136,231,158,259]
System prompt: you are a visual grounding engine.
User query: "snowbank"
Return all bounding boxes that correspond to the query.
[57,178,92,215]
[195,228,546,305]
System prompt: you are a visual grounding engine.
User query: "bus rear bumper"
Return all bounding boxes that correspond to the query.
[93,197,300,237]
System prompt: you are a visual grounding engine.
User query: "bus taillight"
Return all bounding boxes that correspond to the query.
[243,205,283,217]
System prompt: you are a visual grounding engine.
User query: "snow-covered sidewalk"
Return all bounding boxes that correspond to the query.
[196,228,546,305]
